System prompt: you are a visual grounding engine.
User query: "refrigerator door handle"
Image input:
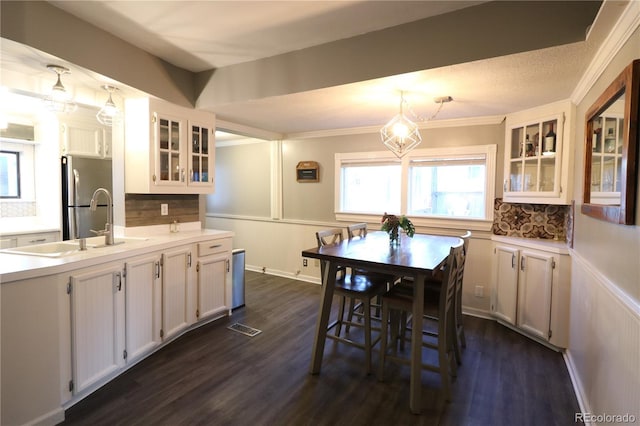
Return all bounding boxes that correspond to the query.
[70,208,78,240]
[72,169,81,206]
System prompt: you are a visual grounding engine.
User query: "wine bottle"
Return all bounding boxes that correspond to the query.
[544,123,556,153]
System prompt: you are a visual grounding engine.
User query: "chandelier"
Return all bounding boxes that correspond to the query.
[380,92,452,158]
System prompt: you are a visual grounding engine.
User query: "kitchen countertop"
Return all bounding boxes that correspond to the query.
[491,235,570,254]
[0,228,234,283]
[0,217,60,236]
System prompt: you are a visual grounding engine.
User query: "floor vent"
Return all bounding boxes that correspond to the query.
[228,323,262,337]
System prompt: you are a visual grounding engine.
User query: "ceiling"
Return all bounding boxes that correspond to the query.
[1,1,620,138]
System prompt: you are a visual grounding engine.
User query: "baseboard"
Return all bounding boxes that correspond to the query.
[25,407,64,426]
[246,264,320,285]
[461,306,492,320]
[563,349,593,426]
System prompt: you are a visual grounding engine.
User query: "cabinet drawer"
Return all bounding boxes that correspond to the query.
[16,232,60,247]
[198,238,232,257]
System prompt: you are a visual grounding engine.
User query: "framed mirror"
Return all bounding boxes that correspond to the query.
[582,59,639,225]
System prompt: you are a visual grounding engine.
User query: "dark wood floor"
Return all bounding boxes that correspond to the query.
[62,271,582,426]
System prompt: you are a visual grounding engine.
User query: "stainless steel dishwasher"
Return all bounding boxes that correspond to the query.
[232,249,245,309]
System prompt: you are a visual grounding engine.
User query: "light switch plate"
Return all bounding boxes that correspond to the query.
[161,204,168,215]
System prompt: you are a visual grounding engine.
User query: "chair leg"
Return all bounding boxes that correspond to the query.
[364,298,372,375]
[345,297,356,333]
[336,296,346,337]
[378,298,390,381]
[438,323,452,402]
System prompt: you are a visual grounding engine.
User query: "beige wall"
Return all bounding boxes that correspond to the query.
[207,141,272,217]
[565,25,639,420]
[571,26,640,303]
[280,124,504,222]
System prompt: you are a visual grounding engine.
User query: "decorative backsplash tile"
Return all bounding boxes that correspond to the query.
[0,201,36,217]
[492,198,570,240]
[125,194,199,227]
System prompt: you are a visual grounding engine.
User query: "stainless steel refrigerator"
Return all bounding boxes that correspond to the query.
[61,155,113,240]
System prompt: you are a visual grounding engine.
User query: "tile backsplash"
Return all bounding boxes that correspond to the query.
[492,198,571,240]
[0,201,36,217]
[125,194,199,227]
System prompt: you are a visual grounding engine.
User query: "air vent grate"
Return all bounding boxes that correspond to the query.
[228,323,262,337]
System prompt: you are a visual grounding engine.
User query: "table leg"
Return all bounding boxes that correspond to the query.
[310,261,338,374]
[410,272,426,414]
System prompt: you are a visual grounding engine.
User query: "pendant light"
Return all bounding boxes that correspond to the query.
[380,91,421,158]
[380,92,452,158]
[96,85,120,126]
[43,65,77,113]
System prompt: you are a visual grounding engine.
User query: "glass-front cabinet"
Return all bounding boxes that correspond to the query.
[503,100,573,205]
[156,115,184,185]
[189,121,212,186]
[589,114,623,204]
[125,97,215,194]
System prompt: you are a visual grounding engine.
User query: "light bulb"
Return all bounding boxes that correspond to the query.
[393,122,409,138]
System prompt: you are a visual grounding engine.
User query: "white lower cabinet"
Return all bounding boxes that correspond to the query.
[161,245,195,340]
[491,237,570,348]
[124,254,162,363]
[69,262,125,394]
[196,238,232,320]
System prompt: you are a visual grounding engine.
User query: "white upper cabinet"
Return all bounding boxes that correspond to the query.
[503,100,575,204]
[60,117,112,159]
[124,97,215,194]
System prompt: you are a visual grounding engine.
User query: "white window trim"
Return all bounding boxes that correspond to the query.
[335,144,497,232]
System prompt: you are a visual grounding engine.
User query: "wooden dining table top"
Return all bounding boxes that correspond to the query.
[302,231,462,276]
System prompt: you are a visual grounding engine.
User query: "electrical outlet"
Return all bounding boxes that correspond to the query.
[160,204,168,215]
[474,285,484,297]
[303,259,308,267]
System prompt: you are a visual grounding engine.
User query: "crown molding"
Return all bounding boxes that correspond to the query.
[285,114,505,140]
[571,0,640,105]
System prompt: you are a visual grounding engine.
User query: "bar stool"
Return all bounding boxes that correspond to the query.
[316,228,389,374]
[378,241,464,401]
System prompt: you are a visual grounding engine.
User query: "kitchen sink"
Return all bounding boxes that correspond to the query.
[1,237,149,257]
[1,241,92,257]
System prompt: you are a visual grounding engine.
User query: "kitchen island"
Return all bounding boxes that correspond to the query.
[0,226,233,426]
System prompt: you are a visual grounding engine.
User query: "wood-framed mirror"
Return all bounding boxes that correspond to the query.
[582,59,639,225]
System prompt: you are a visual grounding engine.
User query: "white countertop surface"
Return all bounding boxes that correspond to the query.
[0,217,60,236]
[0,228,234,283]
[491,235,570,254]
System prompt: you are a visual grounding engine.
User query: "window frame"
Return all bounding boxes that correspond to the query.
[335,144,497,231]
[0,150,21,199]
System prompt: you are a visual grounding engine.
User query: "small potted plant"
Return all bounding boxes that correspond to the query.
[381,212,415,244]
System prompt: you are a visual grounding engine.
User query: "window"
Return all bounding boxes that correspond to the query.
[340,160,401,214]
[0,150,20,198]
[335,145,496,229]
[408,156,486,218]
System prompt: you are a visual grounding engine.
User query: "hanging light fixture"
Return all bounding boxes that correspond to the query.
[380,92,453,158]
[96,85,120,126]
[43,65,77,113]
[380,91,422,158]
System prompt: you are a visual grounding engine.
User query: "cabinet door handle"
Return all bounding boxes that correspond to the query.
[29,238,46,243]
[226,259,230,273]
[209,244,222,249]
[511,254,515,269]
[188,253,192,267]
[181,168,185,182]
[520,256,525,271]
[155,261,160,279]
[115,272,122,292]
[504,179,508,192]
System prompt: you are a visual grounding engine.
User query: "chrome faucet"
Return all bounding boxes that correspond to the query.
[89,187,114,245]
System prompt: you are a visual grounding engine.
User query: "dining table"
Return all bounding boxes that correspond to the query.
[301,230,463,414]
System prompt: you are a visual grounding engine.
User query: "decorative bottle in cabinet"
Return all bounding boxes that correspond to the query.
[544,123,556,153]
